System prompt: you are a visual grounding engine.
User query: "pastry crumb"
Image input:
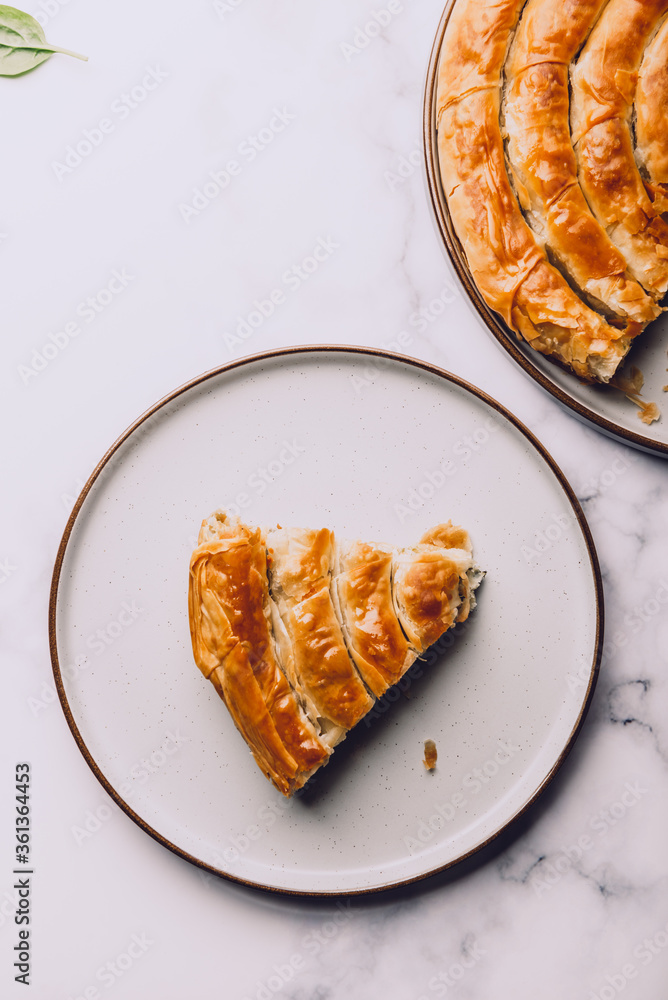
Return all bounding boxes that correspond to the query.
[423,739,437,770]
[613,366,661,425]
[624,393,661,424]
[637,401,661,425]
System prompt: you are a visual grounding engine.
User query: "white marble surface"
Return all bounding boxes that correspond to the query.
[1,0,667,997]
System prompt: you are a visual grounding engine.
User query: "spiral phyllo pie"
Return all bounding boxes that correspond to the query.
[436,0,668,383]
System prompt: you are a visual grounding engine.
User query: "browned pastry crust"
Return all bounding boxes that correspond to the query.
[397,553,462,650]
[436,0,632,383]
[392,526,475,653]
[504,0,660,327]
[189,514,330,796]
[267,527,374,736]
[189,512,482,796]
[335,541,414,698]
[420,523,472,552]
[636,15,668,213]
[571,0,668,297]
[437,0,520,102]
[439,88,631,380]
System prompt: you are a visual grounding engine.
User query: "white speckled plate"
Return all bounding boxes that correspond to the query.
[50,347,602,895]
[424,0,668,458]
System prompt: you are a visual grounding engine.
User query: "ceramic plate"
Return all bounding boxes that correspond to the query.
[423,1,668,458]
[50,347,602,895]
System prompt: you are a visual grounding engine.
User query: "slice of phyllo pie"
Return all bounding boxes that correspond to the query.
[188,510,483,796]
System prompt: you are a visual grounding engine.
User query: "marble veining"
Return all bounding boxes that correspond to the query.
[2,0,667,997]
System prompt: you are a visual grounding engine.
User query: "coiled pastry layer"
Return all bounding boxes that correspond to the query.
[436,0,667,383]
[636,14,668,213]
[504,0,660,328]
[571,0,668,297]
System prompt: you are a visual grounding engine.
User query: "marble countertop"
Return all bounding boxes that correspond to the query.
[2,0,667,997]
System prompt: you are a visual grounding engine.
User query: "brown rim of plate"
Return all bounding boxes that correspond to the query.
[423,0,668,459]
[48,344,603,897]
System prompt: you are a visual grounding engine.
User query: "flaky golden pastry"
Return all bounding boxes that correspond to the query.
[504,0,660,328]
[636,15,668,214]
[189,512,330,796]
[437,0,521,103]
[571,0,668,297]
[267,526,374,740]
[334,541,414,698]
[392,525,480,653]
[188,511,483,795]
[436,0,633,383]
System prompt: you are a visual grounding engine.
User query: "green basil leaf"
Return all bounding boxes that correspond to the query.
[0,5,87,76]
